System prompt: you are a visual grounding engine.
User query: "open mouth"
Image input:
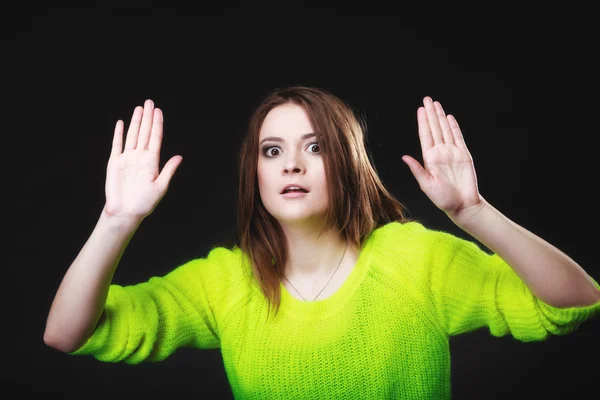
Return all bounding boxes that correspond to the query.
[281,185,309,195]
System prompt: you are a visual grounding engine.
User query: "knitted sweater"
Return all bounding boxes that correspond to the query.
[70,221,600,399]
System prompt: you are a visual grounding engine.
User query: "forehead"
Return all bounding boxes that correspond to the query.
[259,103,314,138]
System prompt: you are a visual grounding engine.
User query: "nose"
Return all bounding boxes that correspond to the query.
[283,151,304,174]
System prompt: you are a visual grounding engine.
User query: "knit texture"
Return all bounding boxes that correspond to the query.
[70,221,600,399]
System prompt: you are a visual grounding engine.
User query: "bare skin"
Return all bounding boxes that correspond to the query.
[43,100,182,353]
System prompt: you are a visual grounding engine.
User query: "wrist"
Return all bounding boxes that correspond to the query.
[100,205,144,233]
[448,196,489,228]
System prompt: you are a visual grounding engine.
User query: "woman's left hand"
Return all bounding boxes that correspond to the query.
[402,96,483,220]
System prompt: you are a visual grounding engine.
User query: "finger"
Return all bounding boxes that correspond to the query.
[423,96,444,144]
[137,99,155,150]
[155,155,183,194]
[110,120,124,159]
[447,114,468,152]
[124,106,143,150]
[148,108,164,154]
[417,107,433,154]
[434,101,455,146]
[401,155,429,190]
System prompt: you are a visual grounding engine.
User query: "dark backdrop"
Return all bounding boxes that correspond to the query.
[7,8,599,399]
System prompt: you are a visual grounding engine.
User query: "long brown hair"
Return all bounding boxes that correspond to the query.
[236,86,416,319]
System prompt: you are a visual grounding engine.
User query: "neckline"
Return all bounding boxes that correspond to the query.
[277,230,376,320]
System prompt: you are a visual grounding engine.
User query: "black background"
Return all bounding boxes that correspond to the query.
[6,6,600,399]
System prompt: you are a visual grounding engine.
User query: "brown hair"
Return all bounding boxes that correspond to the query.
[235,86,416,319]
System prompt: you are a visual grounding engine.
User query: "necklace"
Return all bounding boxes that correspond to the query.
[281,241,348,302]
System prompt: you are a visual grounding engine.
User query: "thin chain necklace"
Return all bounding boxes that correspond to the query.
[281,241,348,302]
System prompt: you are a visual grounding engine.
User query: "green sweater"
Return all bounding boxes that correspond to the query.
[71,221,600,399]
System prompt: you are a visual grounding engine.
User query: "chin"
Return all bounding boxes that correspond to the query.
[273,209,328,225]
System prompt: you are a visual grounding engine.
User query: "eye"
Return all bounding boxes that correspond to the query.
[261,141,321,158]
[263,146,280,157]
[307,142,321,154]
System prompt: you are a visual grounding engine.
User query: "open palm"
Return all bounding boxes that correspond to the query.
[104,100,182,221]
[402,96,482,218]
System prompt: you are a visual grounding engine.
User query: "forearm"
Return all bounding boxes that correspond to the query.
[44,207,142,353]
[449,198,600,308]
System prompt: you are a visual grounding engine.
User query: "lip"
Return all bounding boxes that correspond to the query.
[280,183,309,194]
[282,191,308,198]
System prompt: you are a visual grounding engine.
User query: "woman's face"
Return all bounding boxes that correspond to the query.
[257,103,328,226]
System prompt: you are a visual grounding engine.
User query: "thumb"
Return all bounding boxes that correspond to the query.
[156,155,183,193]
[401,155,428,187]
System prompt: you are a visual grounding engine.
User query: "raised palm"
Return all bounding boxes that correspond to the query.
[401,97,482,219]
[104,100,182,221]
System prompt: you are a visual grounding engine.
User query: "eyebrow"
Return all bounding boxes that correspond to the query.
[259,133,317,145]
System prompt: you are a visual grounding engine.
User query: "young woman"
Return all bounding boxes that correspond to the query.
[44,86,600,399]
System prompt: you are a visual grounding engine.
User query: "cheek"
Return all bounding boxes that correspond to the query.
[316,164,328,190]
[256,163,272,194]
[256,161,265,183]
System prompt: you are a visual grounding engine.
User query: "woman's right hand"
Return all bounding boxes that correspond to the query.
[103,99,183,222]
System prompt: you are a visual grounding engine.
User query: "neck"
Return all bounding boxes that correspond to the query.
[280,222,352,278]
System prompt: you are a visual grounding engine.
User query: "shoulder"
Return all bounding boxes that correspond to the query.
[166,245,249,284]
[367,220,429,246]
[373,219,473,243]
[366,219,474,259]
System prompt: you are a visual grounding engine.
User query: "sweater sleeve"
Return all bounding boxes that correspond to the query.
[417,226,600,341]
[68,246,236,363]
